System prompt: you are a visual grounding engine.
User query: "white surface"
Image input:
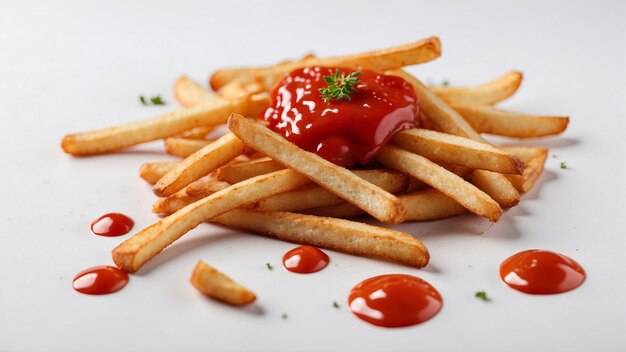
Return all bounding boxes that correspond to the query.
[1,1,625,351]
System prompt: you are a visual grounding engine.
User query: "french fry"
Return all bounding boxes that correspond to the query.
[213,209,429,268]
[253,169,408,212]
[211,37,441,91]
[501,146,548,192]
[301,203,365,219]
[430,71,523,106]
[173,75,216,108]
[190,260,256,306]
[391,70,520,208]
[112,169,312,272]
[154,133,245,197]
[452,105,570,138]
[61,96,265,156]
[228,114,406,224]
[393,128,523,174]
[139,161,179,184]
[152,179,230,214]
[216,157,285,183]
[164,137,214,158]
[176,125,216,139]
[377,145,502,222]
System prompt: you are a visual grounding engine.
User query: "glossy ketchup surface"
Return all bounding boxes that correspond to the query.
[282,245,330,274]
[91,212,134,237]
[348,274,442,328]
[264,67,419,167]
[500,249,585,294]
[72,266,129,295]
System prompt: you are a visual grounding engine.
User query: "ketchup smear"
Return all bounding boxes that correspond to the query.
[264,67,418,167]
[348,274,442,328]
[72,266,129,295]
[500,249,585,294]
[91,212,134,237]
[282,245,330,274]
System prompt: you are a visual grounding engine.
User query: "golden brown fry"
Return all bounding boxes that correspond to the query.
[213,209,429,268]
[112,169,312,272]
[139,161,179,185]
[176,125,216,139]
[400,188,467,221]
[394,128,523,174]
[164,137,213,158]
[190,260,256,306]
[452,105,570,138]
[377,145,502,221]
[501,146,549,192]
[430,71,523,106]
[391,70,520,208]
[61,96,265,156]
[253,170,408,212]
[216,157,285,183]
[301,203,365,219]
[152,179,230,214]
[211,37,441,91]
[228,114,406,224]
[173,75,216,108]
[154,133,245,197]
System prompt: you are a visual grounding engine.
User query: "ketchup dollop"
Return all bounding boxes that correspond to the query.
[348,274,442,328]
[282,245,330,274]
[91,213,134,237]
[500,249,586,294]
[72,265,129,295]
[264,67,418,167]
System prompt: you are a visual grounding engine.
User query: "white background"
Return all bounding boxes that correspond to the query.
[1,1,625,351]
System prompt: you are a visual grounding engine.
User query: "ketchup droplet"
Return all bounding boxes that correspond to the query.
[282,245,330,274]
[91,213,134,237]
[348,274,442,328]
[72,266,129,295]
[500,249,585,294]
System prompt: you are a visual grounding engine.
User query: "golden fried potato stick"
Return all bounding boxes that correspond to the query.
[213,209,429,268]
[61,95,267,156]
[393,128,523,174]
[176,125,216,139]
[228,114,406,224]
[190,260,256,306]
[391,70,520,208]
[164,137,214,158]
[112,169,312,273]
[430,71,523,106]
[154,133,245,197]
[173,75,216,108]
[377,145,502,222]
[451,105,569,138]
[216,157,285,183]
[139,161,179,184]
[210,37,441,91]
[500,146,548,192]
[152,179,230,214]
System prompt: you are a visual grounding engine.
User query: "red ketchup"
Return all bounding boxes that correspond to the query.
[72,266,129,295]
[282,245,330,274]
[264,67,418,167]
[500,249,586,294]
[348,274,442,328]
[91,213,134,237]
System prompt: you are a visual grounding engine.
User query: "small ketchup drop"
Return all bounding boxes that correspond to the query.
[72,266,129,295]
[348,274,442,328]
[500,249,585,294]
[91,213,134,237]
[282,245,330,274]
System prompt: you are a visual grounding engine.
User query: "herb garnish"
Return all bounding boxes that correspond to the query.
[265,263,273,270]
[442,80,450,87]
[560,161,568,169]
[318,69,361,102]
[281,313,288,320]
[333,301,340,309]
[139,95,165,105]
[475,290,489,301]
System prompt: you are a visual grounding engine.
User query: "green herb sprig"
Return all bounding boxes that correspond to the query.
[475,290,489,301]
[139,95,165,105]
[319,69,361,102]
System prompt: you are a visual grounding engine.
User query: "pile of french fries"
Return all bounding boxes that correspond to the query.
[62,37,568,304]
